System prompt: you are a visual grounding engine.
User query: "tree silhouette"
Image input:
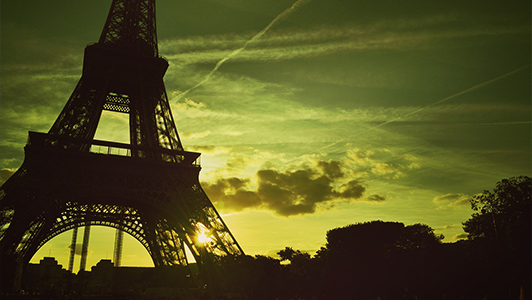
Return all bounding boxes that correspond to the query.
[277,247,311,263]
[463,175,531,251]
[318,221,445,299]
[398,223,444,250]
[463,176,531,299]
[218,254,283,299]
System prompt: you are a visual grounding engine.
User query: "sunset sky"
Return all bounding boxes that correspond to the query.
[1,0,530,270]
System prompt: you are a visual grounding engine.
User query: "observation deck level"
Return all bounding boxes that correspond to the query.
[26,131,201,167]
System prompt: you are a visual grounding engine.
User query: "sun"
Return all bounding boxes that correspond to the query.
[197,232,210,244]
[195,223,213,245]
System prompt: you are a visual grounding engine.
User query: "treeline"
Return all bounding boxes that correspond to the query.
[214,176,531,300]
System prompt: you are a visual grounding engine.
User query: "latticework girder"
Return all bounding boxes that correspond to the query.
[0,133,243,268]
[79,224,91,271]
[48,45,183,152]
[100,0,158,57]
[67,227,78,272]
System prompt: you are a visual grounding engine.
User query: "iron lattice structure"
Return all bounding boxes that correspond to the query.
[0,0,243,284]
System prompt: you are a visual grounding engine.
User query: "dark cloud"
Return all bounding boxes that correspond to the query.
[227,190,262,210]
[204,160,384,216]
[67,243,86,256]
[366,194,386,202]
[316,160,344,179]
[433,193,471,210]
[257,168,335,216]
[203,177,261,211]
[337,180,366,199]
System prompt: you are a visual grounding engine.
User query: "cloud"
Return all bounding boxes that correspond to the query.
[226,153,256,169]
[337,180,366,199]
[365,194,386,202]
[316,160,344,179]
[67,243,92,256]
[452,233,468,241]
[257,168,336,215]
[171,97,230,120]
[433,193,471,210]
[187,145,231,154]
[371,162,397,176]
[0,60,81,159]
[181,130,212,139]
[344,148,419,180]
[203,177,261,212]
[203,159,385,216]
[160,19,528,66]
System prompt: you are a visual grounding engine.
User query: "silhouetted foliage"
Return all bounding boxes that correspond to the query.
[316,221,445,299]
[463,175,531,250]
[278,247,306,262]
[399,223,444,249]
[462,176,531,299]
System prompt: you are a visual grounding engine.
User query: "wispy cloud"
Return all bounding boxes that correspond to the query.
[344,148,421,180]
[433,193,471,210]
[452,233,468,241]
[171,0,312,101]
[160,20,528,66]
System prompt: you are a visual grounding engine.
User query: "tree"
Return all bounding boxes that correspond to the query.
[463,176,531,251]
[398,223,444,250]
[276,247,313,298]
[325,221,405,258]
[277,247,310,263]
[321,221,444,299]
[218,254,283,299]
[462,176,531,299]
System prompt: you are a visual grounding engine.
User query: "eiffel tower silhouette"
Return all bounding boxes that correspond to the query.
[0,0,243,290]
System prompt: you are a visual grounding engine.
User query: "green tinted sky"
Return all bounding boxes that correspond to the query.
[1,0,530,269]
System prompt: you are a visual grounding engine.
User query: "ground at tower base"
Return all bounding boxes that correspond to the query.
[2,176,530,300]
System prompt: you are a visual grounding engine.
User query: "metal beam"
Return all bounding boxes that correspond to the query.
[68,227,78,272]
[79,225,91,272]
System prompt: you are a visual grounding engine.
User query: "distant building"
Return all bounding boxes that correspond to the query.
[24,257,72,295]
[87,259,114,292]
[22,258,199,297]
[88,259,198,296]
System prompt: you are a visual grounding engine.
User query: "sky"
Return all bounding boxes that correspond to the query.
[1,0,530,270]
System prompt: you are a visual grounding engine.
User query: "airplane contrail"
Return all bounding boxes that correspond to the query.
[175,0,311,101]
[315,64,531,154]
[373,64,531,129]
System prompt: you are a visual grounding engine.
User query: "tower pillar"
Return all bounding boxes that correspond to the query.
[79,225,91,272]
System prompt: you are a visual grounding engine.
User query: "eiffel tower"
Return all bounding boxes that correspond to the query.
[0,0,243,290]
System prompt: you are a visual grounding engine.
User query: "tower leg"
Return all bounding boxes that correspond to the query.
[79,225,91,272]
[113,228,124,267]
[68,227,78,272]
[0,253,19,294]
[12,255,23,293]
